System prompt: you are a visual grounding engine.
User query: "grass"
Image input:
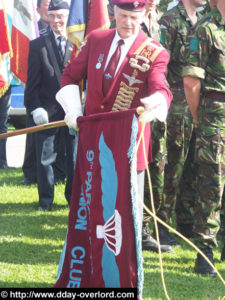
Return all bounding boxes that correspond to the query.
[0,168,225,299]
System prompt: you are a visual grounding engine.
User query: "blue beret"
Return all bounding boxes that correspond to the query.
[48,0,69,11]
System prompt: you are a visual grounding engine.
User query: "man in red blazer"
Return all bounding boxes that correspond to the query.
[57,0,172,252]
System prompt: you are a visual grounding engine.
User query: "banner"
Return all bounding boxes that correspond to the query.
[0,0,12,56]
[55,109,143,297]
[10,0,39,84]
[86,0,110,37]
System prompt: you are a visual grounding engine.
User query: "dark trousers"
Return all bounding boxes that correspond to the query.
[64,131,76,204]
[22,113,67,182]
[35,126,75,208]
[22,113,36,181]
[0,87,11,167]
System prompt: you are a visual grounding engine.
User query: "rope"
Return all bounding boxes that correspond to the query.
[133,112,225,297]
[142,121,170,299]
[131,119,170,300]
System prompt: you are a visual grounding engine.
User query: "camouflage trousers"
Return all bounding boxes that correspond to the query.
[193,95,225,248]
[220,192,225,242]
[144,120,167,221]
[157,87,197,224]
[221,191,225,229]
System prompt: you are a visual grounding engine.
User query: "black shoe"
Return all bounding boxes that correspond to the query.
[221,245,225,261]
[142,225,173,253]
[176,223,194,238]
[38,206,51,211]
[19,178,36,185]
[153,224,180,246]
[195,247,216,277]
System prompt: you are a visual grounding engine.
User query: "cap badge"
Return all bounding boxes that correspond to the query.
[133,1,139,8]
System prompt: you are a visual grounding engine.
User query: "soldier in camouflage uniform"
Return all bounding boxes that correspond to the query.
[204,0,225,258]
[152,0,205,246]
[182,0,225,275]
[221,191,225,260]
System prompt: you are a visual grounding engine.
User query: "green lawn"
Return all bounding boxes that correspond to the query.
[0,168,225,299]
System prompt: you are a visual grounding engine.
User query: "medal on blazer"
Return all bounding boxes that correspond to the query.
[96,54,104,69]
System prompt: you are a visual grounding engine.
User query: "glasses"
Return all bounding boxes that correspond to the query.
[48,13,68,20]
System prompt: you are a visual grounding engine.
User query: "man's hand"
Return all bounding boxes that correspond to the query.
[31,108,49,125]
[56,84,83,131]
[139,92,168,122]
[64,112,80,131]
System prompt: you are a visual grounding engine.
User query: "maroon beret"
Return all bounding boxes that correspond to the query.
[112,0,147,11]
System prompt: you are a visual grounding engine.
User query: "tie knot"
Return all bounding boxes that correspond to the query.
[58,36,64,42]
[118,39,124,47]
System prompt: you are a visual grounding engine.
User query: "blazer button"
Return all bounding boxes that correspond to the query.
[100,105,104,109]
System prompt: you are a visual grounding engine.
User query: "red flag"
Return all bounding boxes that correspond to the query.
[85,0,110,37]
[55,109,143,296]
[0,0,12,56]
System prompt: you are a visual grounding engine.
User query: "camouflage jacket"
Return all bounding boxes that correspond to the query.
[159,1,202,86]
[182,6,225,93]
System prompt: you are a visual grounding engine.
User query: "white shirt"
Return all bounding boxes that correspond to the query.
[104,30,138,77]
[53,31,67,50]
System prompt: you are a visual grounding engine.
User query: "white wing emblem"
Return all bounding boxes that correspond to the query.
[123,73,143,87]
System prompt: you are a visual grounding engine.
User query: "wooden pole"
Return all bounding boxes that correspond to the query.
[0,120,66,139]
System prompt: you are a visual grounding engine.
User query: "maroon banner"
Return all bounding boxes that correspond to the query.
[55,109,143,295]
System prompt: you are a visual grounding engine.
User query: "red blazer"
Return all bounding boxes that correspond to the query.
[61,28,172,170]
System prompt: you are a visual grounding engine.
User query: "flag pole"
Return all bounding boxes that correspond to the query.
[0,120,66,139]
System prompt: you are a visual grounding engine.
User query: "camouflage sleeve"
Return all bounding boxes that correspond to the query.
[182,25,213,79]
[159,16,177,55]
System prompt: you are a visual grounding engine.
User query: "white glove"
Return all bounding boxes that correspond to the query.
[56,84,83,131]
[31,107,49,125]
[139,92,168,122]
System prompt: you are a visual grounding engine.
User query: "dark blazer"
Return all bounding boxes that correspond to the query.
[38,19,50,36]
[24,30,73,122]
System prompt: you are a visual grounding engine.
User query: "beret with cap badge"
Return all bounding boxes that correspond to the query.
[48,0,70,11]
[112,0,147,11]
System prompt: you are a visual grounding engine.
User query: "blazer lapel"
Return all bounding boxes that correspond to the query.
[50,31,63,66]
[44,31,62,86]
[115,29,147,79]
